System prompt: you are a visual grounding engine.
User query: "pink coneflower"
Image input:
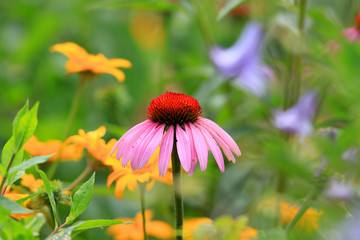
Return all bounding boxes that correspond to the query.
[343,12,360,42]
[112,92,241,176]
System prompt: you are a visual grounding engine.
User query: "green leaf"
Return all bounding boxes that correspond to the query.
[24,214,46,234]
[35,166,59,229]
[7,170,25,186]
[72,219,124,233]
[217,0,249,21]
[0,195,35,214]
[13,102,39,152]
[48,225,77,240]
[8,154,53,175]
[1,136,16,172]
[16,193,41,205]
[66,173,95,224]
[0,164,5,176]
[12,100,29,137]
[87,0,178,12]
[6,149,24,185]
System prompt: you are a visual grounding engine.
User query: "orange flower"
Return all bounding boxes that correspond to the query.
[24,136,83,162]
[20,173,44,192]
[65,126,117,166]
[50,42,131,82]
[238,227,258,240]
[107,148,172,199]
[258,199,323,232]
[107,210,173,240]
[183,218,213,240]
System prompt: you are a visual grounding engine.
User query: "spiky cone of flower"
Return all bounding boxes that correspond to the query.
[111,92,241,239]
[107,210,174,240]
[50,42,132,82]
[106,147,172,200]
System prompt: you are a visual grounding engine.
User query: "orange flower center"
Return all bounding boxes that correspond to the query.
[147,92,202,125]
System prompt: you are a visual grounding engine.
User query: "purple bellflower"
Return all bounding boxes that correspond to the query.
[273,91,318,137]
[210,21,272,97]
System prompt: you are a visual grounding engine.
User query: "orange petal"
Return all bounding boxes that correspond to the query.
[109,58,132,68]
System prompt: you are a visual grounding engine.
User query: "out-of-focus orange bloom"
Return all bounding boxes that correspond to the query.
[258,199,323,232]
[107,148,172,199]
[50,42,131,82]
[238,227,257,240]
[65,126,117,166]
[20,173,44,192]
[107,210,173,240]
[183,217,213,240]
[130,12,164,50]
[24,136,83,162]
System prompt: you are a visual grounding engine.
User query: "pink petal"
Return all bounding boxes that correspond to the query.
[158,125,174,176]
[121,122,157,168]
[113,120,152,159]
[189,123,208,172]
[176,124,192,172]
[198,118,241,157]
[201,123,236,163]
[184,124,198,175]
[138,124,165,169]
[197,124,225,172]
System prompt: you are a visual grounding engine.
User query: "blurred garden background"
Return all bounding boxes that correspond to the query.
[1,0,360,239]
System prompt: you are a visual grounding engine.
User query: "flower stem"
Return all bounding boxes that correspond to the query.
[0,153,16,195]
[171,138,184,240]
[47,77,87,179]
[139,182,147,240]
[285,183,322,234]
[45,222,67,239]
[65,163,94,191]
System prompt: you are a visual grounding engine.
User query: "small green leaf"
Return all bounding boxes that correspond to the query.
[8,154,53,175]
[66,173,95,224]
[72,219,124,234]
[0,195,35,214]
[12,100,29,136]
[7,170,25,186]
[1,136,16,171]
[35,166,59,229]
[0,164,6,176]
[217,0,250,21]
[6,149,24,185]
[13,102,39,152]
[16,193,41,205]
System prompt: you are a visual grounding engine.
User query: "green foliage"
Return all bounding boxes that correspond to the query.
[66,173,96,224]
[0,195,35,214]
[217,0,250,21]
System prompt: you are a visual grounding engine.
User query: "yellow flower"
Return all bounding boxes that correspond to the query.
[107,148,172,199]
[107,210,173,240]
[65,126,116,167]
[258,199,323,232]
[23,136,83,162]
[183,218,213,240]
[20,173,44,192]
[238,227,258,240]
[50,42,131,82]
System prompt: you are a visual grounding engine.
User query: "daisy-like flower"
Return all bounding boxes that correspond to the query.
[210,21,273,97]
[50,42,132,82]
[343,12,360,42]
[107,210,173,240]
[107,148,172,199]
[273,91,318,137]
[24,136,83,162]
[112,92,241,176]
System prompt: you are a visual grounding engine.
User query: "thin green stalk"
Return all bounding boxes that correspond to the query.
[0,153,16,195]
[47,77,87,179]
[65,163,94,191]
[171,135,184,240]
[139,182,147,240]
[286,185,321,233]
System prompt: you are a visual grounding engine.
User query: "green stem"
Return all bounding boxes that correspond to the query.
[65,164,94,191]
[139,182,147,240]
[45,222,67,239]
[285,185,321,234]
[171,134,184,240]
[0,153,16,195]
[47,77,87,179]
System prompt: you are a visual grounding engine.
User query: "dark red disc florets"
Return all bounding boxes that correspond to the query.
[355,12,360,29]
[147,92,202,125]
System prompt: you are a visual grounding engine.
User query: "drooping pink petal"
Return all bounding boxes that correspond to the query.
[158,125,174,176]
[113,120,153,159]
[201,123,236,163]
[198,118,241,157]
[176,124,192,172]
[197,124,225,172]
[138,124,165,169]
[121,122,157,168]
[188,123,208,172]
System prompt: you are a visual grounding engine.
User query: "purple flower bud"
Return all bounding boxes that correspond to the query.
[210,21,273,97]
[273,91,318,137]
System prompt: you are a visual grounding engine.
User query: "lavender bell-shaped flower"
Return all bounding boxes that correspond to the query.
[273,91,318,137]
[210,21,272,97]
